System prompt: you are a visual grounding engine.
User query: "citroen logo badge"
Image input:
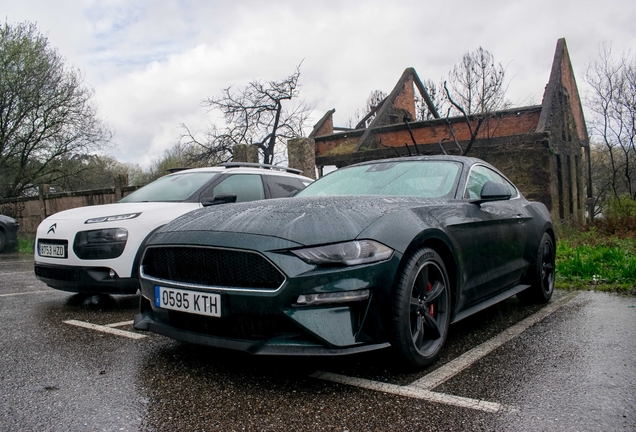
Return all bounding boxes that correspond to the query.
[47,223,57,235]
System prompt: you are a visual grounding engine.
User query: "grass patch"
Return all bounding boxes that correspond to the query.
[556,221,636,295]
[17,234,35,254]
[321,141,358,156]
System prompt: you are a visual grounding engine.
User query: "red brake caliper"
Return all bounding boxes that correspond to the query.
[427,282,435,316]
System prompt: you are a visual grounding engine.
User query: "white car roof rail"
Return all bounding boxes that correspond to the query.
[221,162,302,175]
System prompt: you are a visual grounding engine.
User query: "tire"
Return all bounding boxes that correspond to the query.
[518,232,555,304]
[0,231,5,253]
[391,247,451,369]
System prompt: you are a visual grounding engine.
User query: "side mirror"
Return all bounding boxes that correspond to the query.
[201,193,238,207]
[471,181,511,205]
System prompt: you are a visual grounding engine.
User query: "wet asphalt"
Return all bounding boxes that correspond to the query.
[0,253,634,431]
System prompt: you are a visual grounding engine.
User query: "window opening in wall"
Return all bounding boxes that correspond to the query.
[559,92,567,142]
[557,155,564,220]
[575,156,581,210]
[567,155,574,215]
[561,124,567,142]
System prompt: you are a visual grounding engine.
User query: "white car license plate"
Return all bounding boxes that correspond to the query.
[39,243,67,258]
[155,286,221,317]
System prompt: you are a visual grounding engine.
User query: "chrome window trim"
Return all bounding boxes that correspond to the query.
[462,163,520,200]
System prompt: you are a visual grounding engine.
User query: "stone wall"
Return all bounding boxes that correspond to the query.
[314,133,553,210]
[287,138,316,179]
[539,84,587,223]
[469,134,552,207]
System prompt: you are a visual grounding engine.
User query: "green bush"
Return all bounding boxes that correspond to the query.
[604,193,636,220]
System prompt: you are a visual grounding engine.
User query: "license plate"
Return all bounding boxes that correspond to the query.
[39,243,67,258]
[155,286,221,317]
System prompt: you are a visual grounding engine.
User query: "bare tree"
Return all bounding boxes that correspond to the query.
[443,47,510,155]
[585,43,636,204]
[349,90,388,129]
[183,64,311,165]
[0,21,112,198]
[179,123,233,166]
[417,79,447,121]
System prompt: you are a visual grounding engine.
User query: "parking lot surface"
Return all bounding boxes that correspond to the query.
[1,254,634,431]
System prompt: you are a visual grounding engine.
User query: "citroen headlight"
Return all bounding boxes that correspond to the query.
[85,213,141,224]
[291,240,393,266]
[73,228,128,259]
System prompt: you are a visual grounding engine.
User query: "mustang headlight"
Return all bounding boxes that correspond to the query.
[85,213,141,224]
[291,240,393,266]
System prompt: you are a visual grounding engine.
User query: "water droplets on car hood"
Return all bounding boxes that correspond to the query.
[162,196,423,245]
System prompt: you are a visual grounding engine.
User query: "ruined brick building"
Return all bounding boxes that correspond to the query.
[308,39,590,223]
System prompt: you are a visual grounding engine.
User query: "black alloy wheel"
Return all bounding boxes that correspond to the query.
[391,247,451,369]
[518,232,555,304]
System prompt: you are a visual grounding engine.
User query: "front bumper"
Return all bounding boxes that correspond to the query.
[135,247,402,355]
[34,262,139,294]
[133,309,390,355]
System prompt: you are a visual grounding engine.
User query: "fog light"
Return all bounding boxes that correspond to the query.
[296,289,370,306]
[109,269,116,278]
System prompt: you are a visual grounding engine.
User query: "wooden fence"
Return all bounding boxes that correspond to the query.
[1,183,140,235]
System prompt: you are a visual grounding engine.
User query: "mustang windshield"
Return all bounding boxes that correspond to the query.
[119,172,219,202]
[298,161,461,198]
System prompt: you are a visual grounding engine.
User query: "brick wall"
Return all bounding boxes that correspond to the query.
[315,109,542,157]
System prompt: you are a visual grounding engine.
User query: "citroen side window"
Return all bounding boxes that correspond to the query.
[211,174,265,203]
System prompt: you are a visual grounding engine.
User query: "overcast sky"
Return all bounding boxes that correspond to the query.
[3,0,635,168]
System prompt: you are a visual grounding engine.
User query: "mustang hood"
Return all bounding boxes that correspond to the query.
[158,196,426,246]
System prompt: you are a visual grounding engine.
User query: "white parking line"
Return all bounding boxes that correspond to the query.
[313,292,579,413]
[64,319,147,339]
[412,292,578,390]
[311,371,507,413]
[105,320,135,328]
[0,290,52,297]
[1,271,36,275]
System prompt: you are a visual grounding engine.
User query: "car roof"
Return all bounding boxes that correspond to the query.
[348,155,485,167]
[165,164,313,180]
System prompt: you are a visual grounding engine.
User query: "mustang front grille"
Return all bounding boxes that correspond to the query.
[141,246,285,290]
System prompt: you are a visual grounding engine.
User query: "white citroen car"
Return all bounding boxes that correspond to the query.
[34,163,313,294]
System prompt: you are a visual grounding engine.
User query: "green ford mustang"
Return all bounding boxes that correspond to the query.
[134,156,555,368]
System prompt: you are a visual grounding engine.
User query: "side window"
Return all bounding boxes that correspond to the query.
[465,165,517,199]
[264,175,306,198]
[211,174,265,203]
